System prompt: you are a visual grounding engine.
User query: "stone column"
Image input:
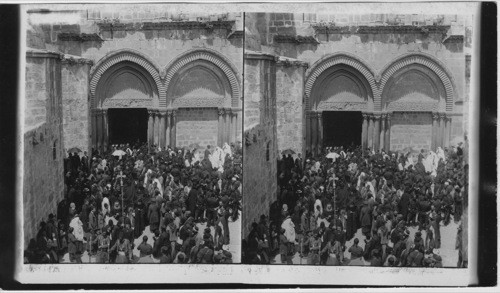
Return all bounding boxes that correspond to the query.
[380,114,386,152]
[385,113,392,151]
[317,112,323,155]
[367,114,374,150]
[217,108,224,147]
[91,109,98,150]
[439,113,446,148]
[165,110,172,148]
[170,110,177,147]
[230,110,236,144]
[361,113,368,150]
[102,108,109,152]
[147,109,154,146]
[373,113,380,152]
[431,112,439,151]
[159,111,166,149]
[311,111,318,156]
[96,109,103,151]
[225,108,232,145]
[305,112,311,155]
[153,110,160,146]
[444,115,451,148]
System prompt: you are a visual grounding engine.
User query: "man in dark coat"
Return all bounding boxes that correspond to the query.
[398,189,410,221]
[134,200,146,238]
[57,197,69,224]
[187,187,199,216]
[148,200,160,233]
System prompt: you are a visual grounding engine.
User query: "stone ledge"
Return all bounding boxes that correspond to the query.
[312,24,451,35]
[227,30,244,39]
[276,56,309,68]
[443,35,464,43]
[142,20,235,30]
[244,50,277,61]
[58,32,103,42]
[62,54,94,65]
[273,34,319,44]
[26,48,63,59]
[96,20,235,31]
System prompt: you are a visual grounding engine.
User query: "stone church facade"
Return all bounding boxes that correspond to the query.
[243,12,471,238]
[245,13,471,157]
[23,4,243,244]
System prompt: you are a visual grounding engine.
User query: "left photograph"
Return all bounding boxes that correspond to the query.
[23,4,243,264]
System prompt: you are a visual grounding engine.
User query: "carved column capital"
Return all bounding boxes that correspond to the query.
[381,113,387,120]
[439,113,446,120]
[373,113,381,120]
[218,108,225,116]
[432,112,440,120]
[171,109,177,118]
[148,109,155,117]
[317,112,322,119]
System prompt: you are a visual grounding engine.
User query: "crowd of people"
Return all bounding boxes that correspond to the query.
[244,141,468,268]
[25,141,242,264]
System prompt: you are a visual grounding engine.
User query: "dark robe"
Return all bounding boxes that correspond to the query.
[398,192,410,220]
[148,203,160,232]
[57,199,69,223]
[134,206,146,238]
[187,189,198,215]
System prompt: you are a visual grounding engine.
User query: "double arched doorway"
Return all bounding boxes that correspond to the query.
[89,49,241,152]
[304,53,456,155]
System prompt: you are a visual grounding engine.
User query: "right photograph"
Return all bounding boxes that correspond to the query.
[242,12,472,267]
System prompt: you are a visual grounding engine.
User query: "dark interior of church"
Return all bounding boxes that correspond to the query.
[108,108,148,145]
[322,111,362,148]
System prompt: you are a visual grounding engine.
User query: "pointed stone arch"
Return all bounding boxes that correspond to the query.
[163,48,241,108]
[379,52,456,112]
[304,52,378,111]
[90,49,163,109]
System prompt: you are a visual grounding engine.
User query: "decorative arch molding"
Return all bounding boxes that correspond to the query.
[168,60,231,108]
[379,52,456,112]
[311,67,373,112]
[90,49,163,108]
[163,48,241,108]
[98,65,159,108]
[305,52,379,111]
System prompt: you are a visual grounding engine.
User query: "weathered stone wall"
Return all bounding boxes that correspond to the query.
[266,13,466,103]
[450,114,464,146]
[275,63,306,155]
[26,9,243,85]
[243,54,278,238]
[24,52,65,245]
[61,58,92,155]
[247,13,470,150]
[390,112,433,151]
[26,6,244,149]
[176,108,218,148]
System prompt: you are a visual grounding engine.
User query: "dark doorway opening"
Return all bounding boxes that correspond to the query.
[108,108,148,145]
[322,111,362,149]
